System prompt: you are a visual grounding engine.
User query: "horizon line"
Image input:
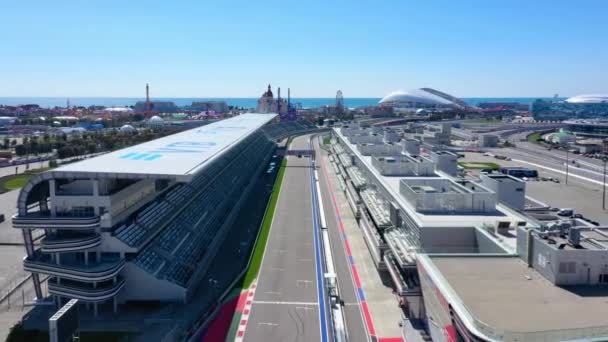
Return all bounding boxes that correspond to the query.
[0,95,567,99]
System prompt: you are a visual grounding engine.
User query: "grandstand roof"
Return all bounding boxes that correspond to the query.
[56,113,277,180]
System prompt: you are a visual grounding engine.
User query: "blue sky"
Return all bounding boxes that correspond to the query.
[1,0,607,98]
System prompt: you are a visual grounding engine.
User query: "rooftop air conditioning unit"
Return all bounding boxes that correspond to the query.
[496,221,511,235]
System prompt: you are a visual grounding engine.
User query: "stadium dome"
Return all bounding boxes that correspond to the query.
[379,89,457,108]
[566,94,608,104]
[119,124,136,133]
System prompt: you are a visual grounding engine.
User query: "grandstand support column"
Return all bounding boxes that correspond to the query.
[84,252,88,265]
[94,303,98,317]
[92,180,100,214]
[39,199,47,212]
[22,229,43,299]
[49,179,56,216]
[113,297,117,313]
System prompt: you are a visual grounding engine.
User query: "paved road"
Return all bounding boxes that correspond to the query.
[245,135,322,342]
[482,131,607,184]
[313,137,369,342]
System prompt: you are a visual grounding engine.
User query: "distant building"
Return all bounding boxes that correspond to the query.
[480,134,499,147]
[0,116,16,126]
[531,94,608,121]
[564,119,608,138]
[479,174,526,210]
[191,101,228,113]
[362,105,394,118]
[547,131,576,145]
[379,88,465,112]
[256,84,287,114]
[134,101,178,113]
[477,102,529,111]
[147,115,165,128]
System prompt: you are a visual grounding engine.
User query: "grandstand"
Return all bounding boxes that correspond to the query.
[12,114,277,314]
[261,120,318,140]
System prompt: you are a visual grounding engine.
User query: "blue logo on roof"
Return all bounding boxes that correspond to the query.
[119,152,162,161]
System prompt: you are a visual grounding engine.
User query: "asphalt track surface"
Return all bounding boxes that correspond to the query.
[244,135,322,342]
[313,137,370,342]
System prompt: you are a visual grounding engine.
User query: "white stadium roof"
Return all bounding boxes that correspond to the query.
[566,94,608,104]
[56,113,276,180]
[379,89,455,106]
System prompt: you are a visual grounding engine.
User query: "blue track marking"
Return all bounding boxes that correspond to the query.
[308,141,329,342]
[357,288,366,301]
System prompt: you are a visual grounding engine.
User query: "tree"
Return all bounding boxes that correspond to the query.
[15,144,26,156]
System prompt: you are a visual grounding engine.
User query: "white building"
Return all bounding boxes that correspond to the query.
[12,114,277,315]
[331,123,608,342]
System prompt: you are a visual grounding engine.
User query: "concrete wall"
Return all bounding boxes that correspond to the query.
[357,143,403,156]
[371,155,435,177]
[384,130,400,143]
[403,139,421,156]
[430,151,458,176]
[417,258,453,342]
[530,234,608,286]
[400,179,498,214]
[480,175,526,210]
[474,228,509,254]
[421,227,478,253]
[350,133,384,145]
[120,263,186,302]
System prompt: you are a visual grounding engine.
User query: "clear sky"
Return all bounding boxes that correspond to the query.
[1,0,607,98]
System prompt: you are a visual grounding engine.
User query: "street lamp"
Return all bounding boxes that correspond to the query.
[565,149,569,185]
[208,278,219,299]
[603,157,607,210]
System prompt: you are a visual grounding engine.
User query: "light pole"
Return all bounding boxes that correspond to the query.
[565,149,569,185]
[603,157,607,210]
[208,278,219,300]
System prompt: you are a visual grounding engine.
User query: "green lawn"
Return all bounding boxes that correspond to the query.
[458,161,500,170]
[527,131,542,143]
[242,157,288,288]
[0,167,55,193]
[323,136,331,145]
[2,175,31,190]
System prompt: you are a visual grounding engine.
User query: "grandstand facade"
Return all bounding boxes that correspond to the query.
[12,114,286,314]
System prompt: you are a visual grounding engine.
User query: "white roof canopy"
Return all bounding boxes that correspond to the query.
[56,113,277,180]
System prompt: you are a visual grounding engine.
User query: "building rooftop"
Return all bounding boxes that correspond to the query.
[335,128,527,229]
[483,174,523,184]
[565,94,608,104]
[56,114,276,180]
[426,255,608,339]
